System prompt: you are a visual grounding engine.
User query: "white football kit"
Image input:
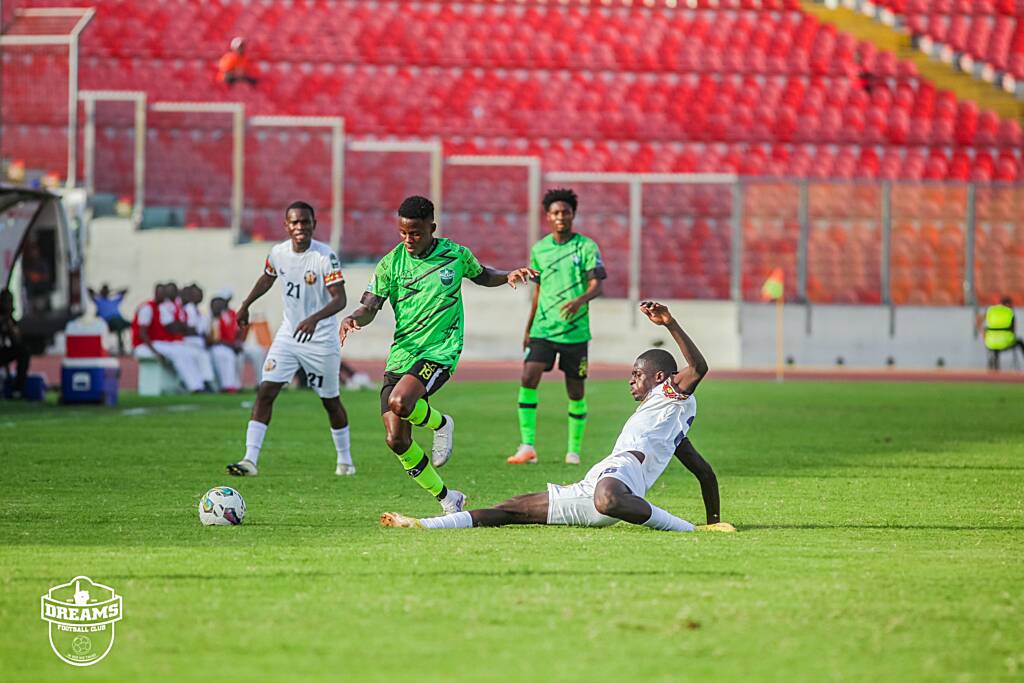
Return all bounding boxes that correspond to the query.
[261,239,345,398]
[546,380,697,527]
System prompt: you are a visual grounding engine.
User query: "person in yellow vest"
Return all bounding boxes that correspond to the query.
[978,297,1024,370]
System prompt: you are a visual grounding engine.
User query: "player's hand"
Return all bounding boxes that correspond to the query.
[640,301,674,326]
[293,316,319,343]
[236,306,250,328]
[506,268,539,289]
[339,317,361,347]
[560,297,585,319]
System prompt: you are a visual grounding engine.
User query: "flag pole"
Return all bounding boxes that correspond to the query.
[775,296,784,383]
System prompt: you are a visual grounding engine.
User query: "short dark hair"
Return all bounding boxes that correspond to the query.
[543,188,578,213]
[286,200,316,220]
[1001,296,1013,307]
[398,195,434,221]
[636,349,677,376]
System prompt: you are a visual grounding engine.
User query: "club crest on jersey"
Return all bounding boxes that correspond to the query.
[662,382,686,400]
[264,359,277,372]
[304,270,317,285]
[439,268,455,286]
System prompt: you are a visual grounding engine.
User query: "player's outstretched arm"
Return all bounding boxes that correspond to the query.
[236,272,276,327]
[640,301,708,395]
[339,292,384,346]
[470,266,539,288]
[293,283,347,343]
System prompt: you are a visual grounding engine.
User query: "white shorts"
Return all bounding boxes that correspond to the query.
[546,452,647,527]
[262,332,340,398]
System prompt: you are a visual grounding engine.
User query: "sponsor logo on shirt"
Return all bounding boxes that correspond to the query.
[439,268,455,286]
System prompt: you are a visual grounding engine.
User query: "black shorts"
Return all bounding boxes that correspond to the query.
[525,338,589,379]
[380,359,452,415]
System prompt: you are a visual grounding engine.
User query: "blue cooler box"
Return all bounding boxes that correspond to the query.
[61,358,120,405]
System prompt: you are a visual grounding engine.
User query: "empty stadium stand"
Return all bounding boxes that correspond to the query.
[3,0,1022,304]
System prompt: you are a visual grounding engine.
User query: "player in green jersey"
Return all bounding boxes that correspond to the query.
[508,188,606,466]
[340,196,536,513]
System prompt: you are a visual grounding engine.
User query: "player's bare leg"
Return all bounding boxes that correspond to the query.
[389,373,455,467]
[383,382,463,512]
[593,478,698,532]
[227,380,285,476]
[382,491,549,529]
[564,374,586,465]
[509,361,546,464]
[673,437,734,529]
[322,396,354,475]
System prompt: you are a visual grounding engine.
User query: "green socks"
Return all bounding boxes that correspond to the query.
[520,389,588,455]
[518,386,538,446]
[395,441,446,498]
[404,398,445,430]
[567,397,587,455]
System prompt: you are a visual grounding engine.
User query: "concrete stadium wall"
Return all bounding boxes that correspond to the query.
[84,219,1000,370]
[739,304,994,370]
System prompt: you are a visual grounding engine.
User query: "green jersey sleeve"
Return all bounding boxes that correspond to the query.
[583,239,607,280]
[529,245,541,282]
[460,245,484,280]
[360,254,393,311]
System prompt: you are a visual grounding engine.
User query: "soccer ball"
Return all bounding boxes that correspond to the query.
[199,486,246,526]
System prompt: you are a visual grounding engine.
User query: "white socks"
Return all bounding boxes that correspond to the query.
[331,426,352,466]
[420,511,473,529]
[643,504,695,532]
[244,420,267,464]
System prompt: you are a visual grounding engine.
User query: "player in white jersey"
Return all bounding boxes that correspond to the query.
[381,301,736,533]
[226,201,355,477]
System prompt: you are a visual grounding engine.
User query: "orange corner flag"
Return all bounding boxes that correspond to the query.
[760,268,784,302]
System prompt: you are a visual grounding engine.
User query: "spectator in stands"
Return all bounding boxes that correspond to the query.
[131,283,205,393]
[0,289,31,399]
[208,292,242,393]
[218,37,258,86]
[978,296,1024,370]
[88,283,130,355]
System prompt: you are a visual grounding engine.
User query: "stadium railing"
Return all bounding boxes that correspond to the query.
[20,90,1024,310]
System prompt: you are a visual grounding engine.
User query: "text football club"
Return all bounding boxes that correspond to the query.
[40,576,123,666]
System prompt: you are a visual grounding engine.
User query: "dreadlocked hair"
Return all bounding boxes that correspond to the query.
[542,187,578,212]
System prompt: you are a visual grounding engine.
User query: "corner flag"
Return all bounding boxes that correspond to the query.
[760,268,784,301]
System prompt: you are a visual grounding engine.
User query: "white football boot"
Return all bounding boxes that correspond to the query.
[440,488,466,514]
[431,415,455,467]
[226,459,258,476]
[565,452,581,465]
[335,463,356,476]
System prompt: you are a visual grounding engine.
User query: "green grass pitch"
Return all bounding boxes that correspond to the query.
[1,378,1022,682]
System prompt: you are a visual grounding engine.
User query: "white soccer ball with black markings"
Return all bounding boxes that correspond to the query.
[199,486,246,526]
